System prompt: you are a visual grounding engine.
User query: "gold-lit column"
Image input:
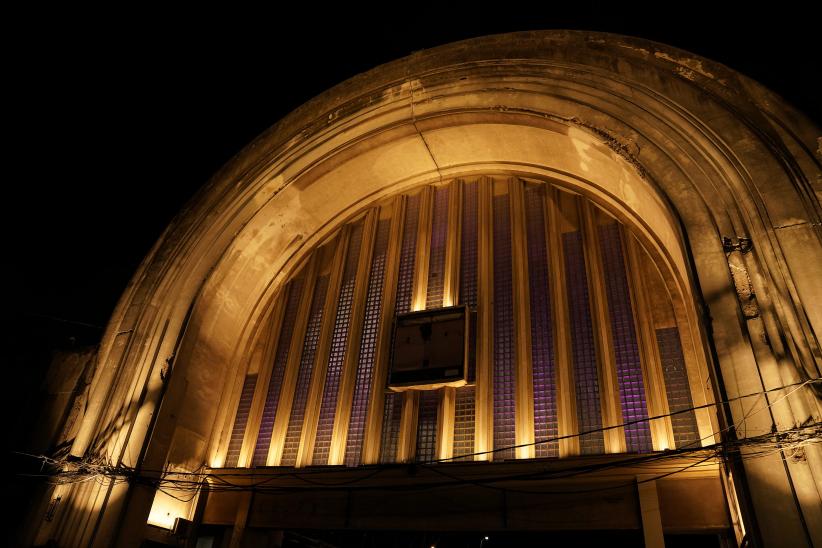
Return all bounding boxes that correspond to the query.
[437,387,456,461]
[397,391,420,462]
[510,179,535,459]
[266,253,320,466]
[411,186,434,312]
[581,200,626,454]
[437,179,463,460]
[295,227,351,467]
[637,477,666,548]
[361,196,405,464]
[624,231,674,451]
[397,186,434,462]
[442,179,463,309]
[546,187,578,457]
[397,186,433,461]
[475,176,494,460]
[329,209,378,464]
[237,296,286,467]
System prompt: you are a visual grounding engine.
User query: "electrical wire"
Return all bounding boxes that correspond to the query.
[14,379,821,496]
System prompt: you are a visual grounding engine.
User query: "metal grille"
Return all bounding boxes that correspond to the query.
[563,231,605,455]
[345,219,391,466]
[461,181,479,382]
[415,390,439,462]
[426,186,450,309]
[379,392,403,463]
[657,327,700,448]
[599,223,652,453]
[493,193,516,460]
[313,225,363,464]
[280,276,329,466]
[525,186,558,458]
[453,385,476,460]
[395,193,420,315]
[253,278,304,466]
[225,374,258,467]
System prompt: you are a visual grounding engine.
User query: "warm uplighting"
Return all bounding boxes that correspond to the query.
[147,486,192,530]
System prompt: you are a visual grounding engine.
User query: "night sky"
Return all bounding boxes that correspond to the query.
[9,6,821,341]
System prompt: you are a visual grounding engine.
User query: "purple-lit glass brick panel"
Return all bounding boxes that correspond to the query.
[493,193,516,460]
[453,385,476,461]
[280,275,329,467]
[657,327,700,448]
[225,374,258,467]
[525,186,558,458]
[380,392,403,463]
[345,219,391,467]
[460,181,478,382]
[460,181,479,308]
[426,186,450,309]
[312,225,363,465]
[415,390,439,462]
[598,223,652,453]
[395,193,420,315]
[253,277,304,466]
[563,231,605,455]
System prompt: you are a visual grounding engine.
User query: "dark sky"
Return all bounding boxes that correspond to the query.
[10,6,821,337]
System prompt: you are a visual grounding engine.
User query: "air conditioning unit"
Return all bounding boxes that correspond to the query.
[389,305,468,390]
[172,517,193,538]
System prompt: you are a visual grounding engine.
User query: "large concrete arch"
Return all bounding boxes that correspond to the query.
[38,31,821,547]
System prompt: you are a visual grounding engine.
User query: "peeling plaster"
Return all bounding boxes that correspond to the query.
[618,43,651,57]
[654,51,728,86]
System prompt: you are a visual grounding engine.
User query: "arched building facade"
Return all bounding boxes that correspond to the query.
[31,31,822,547]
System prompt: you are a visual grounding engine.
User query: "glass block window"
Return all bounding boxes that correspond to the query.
[657,327,700,448]
[395,193,420,315]
[253,277,304,466]
[233,177,707,470]
[493,193,516,461]
[280,275,329,466]
[225,374,258,467]
[563,231,605,455]
[426,186,450,309]
[313,224,363,465]
[415,390,440,462]
[453,385,476,461]
[345,219,391,466]
[380,392,403,463]
[598,223,652,453]
[525,186,558,458]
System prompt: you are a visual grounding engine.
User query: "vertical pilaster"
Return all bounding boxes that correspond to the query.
[581,200,625,454]
[625,231,674,451]
[637,477,665,548]
[546,187,578,457]
[475,177,494,460]
[397,391,420,462]
[396,186,433,460]
[510,179,535,459]
[438,179,463,460]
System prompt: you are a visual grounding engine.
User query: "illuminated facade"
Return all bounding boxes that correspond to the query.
[28,31,822,547]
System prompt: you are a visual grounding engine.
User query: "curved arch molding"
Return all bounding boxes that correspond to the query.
[44,31,821,547]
